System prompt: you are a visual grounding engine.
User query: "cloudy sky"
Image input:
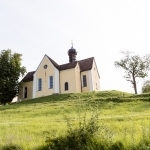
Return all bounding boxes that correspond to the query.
[1,0,150,93]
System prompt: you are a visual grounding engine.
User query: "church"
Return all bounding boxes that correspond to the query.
[18,45,100,101]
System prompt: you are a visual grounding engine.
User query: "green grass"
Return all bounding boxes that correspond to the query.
[0,90,150,149]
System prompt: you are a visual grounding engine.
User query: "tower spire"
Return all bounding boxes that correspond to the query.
[68,43,77,63]
[71,41,73,48]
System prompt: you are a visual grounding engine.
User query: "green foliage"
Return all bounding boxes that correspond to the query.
[96,90,132,98]
[142,80,150,93]
[0,91,150,149]
[0,49,26,104]
[114,50,150,94]
[130,93,150,98]
[45,111,99,150]
[1,144,23,150]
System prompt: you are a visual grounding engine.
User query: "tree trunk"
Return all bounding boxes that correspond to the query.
[133,75,137,94]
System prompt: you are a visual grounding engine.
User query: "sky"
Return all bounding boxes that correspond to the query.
[1,0,150,94]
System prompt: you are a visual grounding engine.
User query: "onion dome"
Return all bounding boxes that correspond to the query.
[68,43,77,63]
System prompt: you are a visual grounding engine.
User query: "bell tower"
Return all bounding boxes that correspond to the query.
[68,43,77,63]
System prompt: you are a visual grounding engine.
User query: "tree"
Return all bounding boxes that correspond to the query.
[0,49,26,105]
[114,51,150,94]
[142,80,150,93]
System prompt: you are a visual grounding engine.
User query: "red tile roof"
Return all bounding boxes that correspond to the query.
[46,55,59,70]
[59,61,77,71]
[53,57,94,71]
[22,56,94,82]
[21,71,35,82]
[78,57,94,72]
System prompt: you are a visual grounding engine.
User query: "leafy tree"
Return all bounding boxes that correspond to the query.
[114,51,150,94]
[142,80,150,93]
[0,49,26,105]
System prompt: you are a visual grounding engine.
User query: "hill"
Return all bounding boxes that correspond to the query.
[0,90,150,150]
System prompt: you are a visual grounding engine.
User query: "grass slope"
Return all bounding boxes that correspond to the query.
[0,90,150,149]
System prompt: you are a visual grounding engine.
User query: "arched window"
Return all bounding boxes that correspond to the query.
[49,76,53,89]
[23,87,27,98]
[83,75,87,87]
[65,82,68,91]
[38,78,42,91]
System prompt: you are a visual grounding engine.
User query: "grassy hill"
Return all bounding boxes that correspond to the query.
[0,90,150,150]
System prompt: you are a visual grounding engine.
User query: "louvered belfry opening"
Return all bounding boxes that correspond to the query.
[68,45,77,63]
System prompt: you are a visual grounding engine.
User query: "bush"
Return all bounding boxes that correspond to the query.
[45,111,100,150]
[142,80,150,93]
[1,144,23,150]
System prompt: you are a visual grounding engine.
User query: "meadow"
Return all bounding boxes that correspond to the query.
[0,90,150,150]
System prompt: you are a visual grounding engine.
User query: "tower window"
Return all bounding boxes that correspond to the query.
[65,82,68,91]
[83,75,87,87]
[23,87,27,98]
[49,76,53,89]
[38,78,42,91]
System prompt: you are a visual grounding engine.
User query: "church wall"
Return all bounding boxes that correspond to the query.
[18,81,33,101]
[91,59,100,91]
[75,63,81,93]
[60,68,77,94]
[34,56,59,98]
[81,71,92,92]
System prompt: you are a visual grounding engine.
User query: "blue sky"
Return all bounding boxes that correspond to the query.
[1,0,150,93]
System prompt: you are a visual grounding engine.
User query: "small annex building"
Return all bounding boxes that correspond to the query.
[18,46,100,101]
